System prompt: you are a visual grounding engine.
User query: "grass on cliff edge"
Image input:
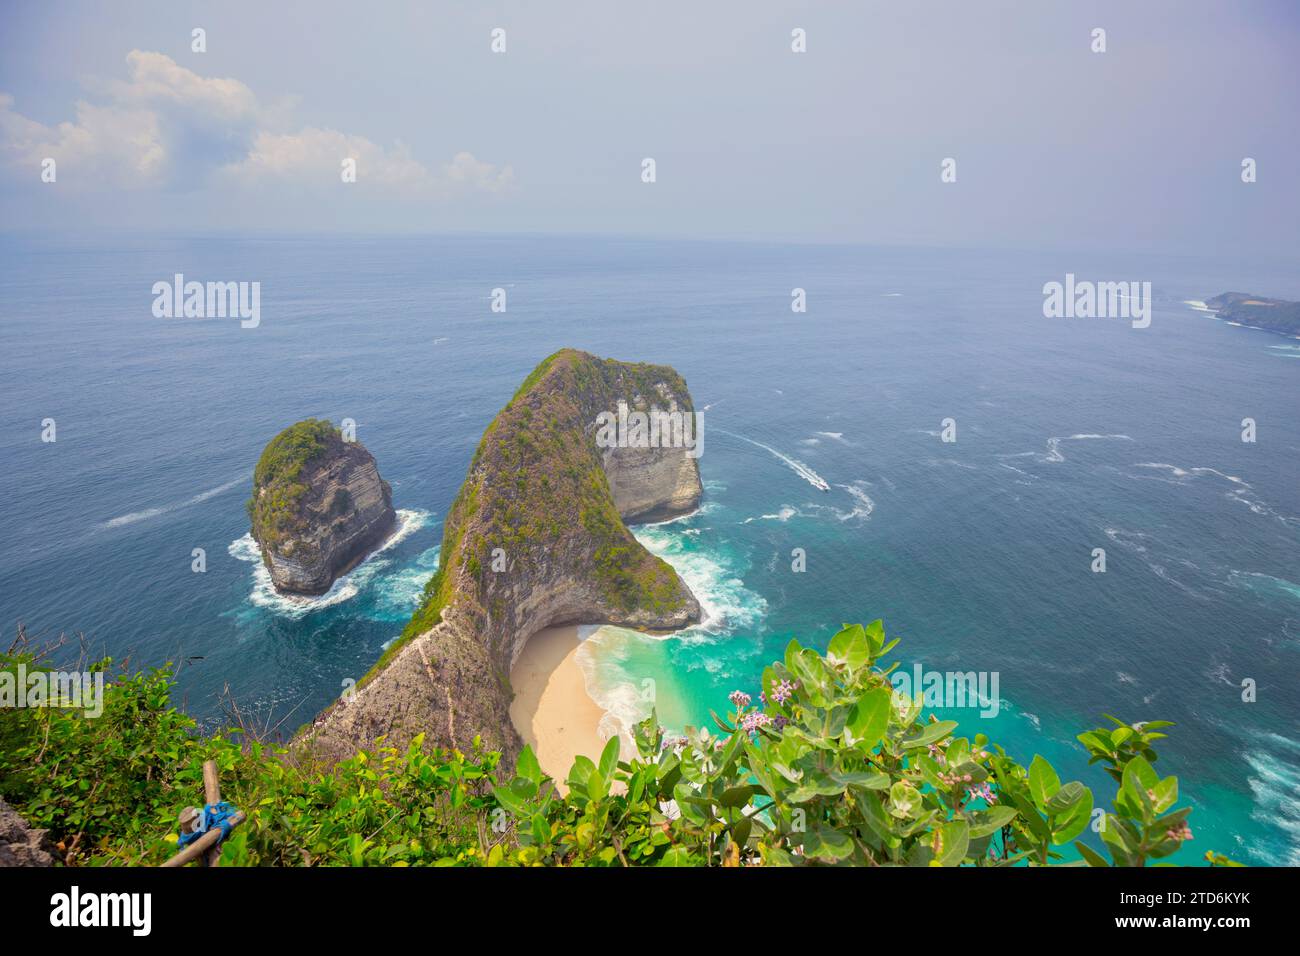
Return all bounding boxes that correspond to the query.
[246,418,339,548]
[0,622,1241,867]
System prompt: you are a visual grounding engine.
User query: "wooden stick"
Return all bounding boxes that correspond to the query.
[160,811,245,868]
[159,760,245,868]
[202,761,222,868]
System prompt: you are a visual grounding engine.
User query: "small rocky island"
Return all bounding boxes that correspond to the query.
[1205,292,1300,337]
[247,419,396,595]
[302,350,703,764]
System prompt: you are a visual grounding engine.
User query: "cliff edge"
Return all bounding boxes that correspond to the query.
[247,419,397,595]
[302,350,703,764]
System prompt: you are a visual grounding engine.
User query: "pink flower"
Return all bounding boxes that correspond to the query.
[770,679,796,705]
[740,712,772,733]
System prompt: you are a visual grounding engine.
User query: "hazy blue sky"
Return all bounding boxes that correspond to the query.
[1,0,1297,255]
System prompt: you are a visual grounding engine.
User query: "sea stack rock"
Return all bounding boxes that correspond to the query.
[247,419,396,595]
[303,350,703,765]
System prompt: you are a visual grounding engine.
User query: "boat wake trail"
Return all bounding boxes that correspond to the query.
[714,428,831,491]
[101,475,246,529]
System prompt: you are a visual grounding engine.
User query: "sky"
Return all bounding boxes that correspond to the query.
[1,0,1297,255]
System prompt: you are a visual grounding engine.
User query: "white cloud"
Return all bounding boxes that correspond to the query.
[227,131,513,197]
[0,51,511,198]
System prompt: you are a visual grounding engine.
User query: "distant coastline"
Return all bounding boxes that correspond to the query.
[1202,292,1300,339]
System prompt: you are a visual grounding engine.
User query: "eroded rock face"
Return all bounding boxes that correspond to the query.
[303,350,703,765]
[603,406,703,522]
[0,797,54,867]
[248,420,397,595]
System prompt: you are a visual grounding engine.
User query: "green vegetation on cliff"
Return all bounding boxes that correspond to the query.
[378,350,695,680]
[0,623,1237,867]
[246,418,340,548]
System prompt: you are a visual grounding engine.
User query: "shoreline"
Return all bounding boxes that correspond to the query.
[509,625,613,790]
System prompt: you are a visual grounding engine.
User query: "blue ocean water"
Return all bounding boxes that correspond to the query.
[1,234,1297,865]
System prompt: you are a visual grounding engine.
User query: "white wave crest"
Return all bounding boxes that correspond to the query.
[101,475,246,529]
[742,505,799,524]
[833,482,875,521]
[1131,464,1296,524]
[632,526,767,637]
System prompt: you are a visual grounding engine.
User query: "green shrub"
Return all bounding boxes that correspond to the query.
[246,418,339,547]
[0,622,1234,867]
[492,621,1230,867]
[0,648,496,865]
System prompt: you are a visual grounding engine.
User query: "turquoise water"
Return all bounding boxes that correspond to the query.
[2,234,1297,865]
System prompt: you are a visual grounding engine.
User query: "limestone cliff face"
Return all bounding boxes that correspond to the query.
[303,350,703,764]
[604,421,703,522]
[248,420,396,596]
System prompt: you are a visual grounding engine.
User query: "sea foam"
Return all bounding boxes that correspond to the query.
[230,508,432,619]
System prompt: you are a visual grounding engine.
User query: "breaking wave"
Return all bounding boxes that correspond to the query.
[229,508,433,619]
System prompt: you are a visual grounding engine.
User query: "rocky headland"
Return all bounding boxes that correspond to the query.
[1204,292,1300,337]
[301,350,703,765]
[247,419,397,595]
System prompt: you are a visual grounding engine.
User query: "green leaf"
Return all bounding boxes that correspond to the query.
[1099,814,1140,865]
[1028,755,1062,812]
[731,815,753,849]
[969,805,1018,838]
[856,790,898,843]
[516,745,542,785]
[1075,841,1111,867]
[597,735,620,781]
[1150,775,1178,814]
[827,624,869,670]
[586,768,608,802]
[719,785,757,808]
[933,820,970,866]
[762,846,796,866]
[1120,755,1159,821]
[566,755,596,796]
[1006,789,1051,841]
[657,847,697,867]
[509,776,538,801]
[832,770,889,790]
[804,825,855,862]
[1044,780,1087,817]
[783,638,804,674]
[864,619,886,654]
[844,688,892,750]
[901,720,958,750]
[1050,787,1094,845]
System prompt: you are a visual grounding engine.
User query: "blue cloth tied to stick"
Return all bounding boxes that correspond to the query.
[176,801,239,850]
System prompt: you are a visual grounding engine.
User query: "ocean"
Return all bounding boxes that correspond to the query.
[1,233,1297,865]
